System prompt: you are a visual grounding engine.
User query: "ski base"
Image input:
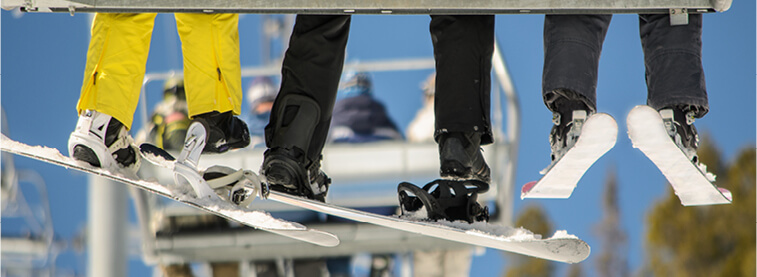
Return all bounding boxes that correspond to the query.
[626,105,731,206]
[522,113,618,199]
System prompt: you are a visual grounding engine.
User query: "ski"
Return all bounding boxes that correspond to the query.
[522,112,618,199]
[626,105,731,206]
[0,135,339,247]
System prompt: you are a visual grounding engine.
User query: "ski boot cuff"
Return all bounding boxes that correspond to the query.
[544,88,595,115]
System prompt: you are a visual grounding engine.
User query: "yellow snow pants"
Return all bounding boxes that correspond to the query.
[76,13,241,129]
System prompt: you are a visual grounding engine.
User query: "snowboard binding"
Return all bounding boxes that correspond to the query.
[203,166,269,208]
[398,179,490,223]
[170,121,268,206]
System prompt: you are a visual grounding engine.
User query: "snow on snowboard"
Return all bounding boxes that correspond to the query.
[140,143,591,263]
[627,105,731,206]
[267,188,590,263]
[0,134,340,247]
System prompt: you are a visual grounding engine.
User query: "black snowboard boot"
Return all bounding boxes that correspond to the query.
[260,94,330,201]
[438,131,491,183]
[262,148,330,202]
[191,111,250,153]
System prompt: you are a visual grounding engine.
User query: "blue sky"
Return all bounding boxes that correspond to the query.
[2,2,755,276]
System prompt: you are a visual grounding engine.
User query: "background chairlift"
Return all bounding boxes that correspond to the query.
[130,39,519,272]
[1,108,67,276]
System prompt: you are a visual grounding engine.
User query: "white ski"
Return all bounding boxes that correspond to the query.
[522,113,618,199]
[0,135,340,247]
[626,105,731,206]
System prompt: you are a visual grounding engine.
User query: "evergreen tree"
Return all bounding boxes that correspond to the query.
[566,264,583,277]
[594,166,629,277]
[644,134,756,277]
[503,205,555,277]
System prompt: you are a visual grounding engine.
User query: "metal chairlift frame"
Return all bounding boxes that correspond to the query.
[1,112,60,276]
[3,0,732,15]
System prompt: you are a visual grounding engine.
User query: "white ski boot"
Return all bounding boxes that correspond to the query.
[68,110,140,174]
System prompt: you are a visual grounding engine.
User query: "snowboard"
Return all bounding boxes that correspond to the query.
[0,135,340,247]
[140,143,590,263]
[626,105,732,206]
[522,112,618,199]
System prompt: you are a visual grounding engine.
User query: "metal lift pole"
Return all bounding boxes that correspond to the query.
[88,176,128,277]
[84,13,128,277]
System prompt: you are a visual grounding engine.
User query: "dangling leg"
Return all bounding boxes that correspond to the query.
[542,14,611,164]
[175,13,249,154]
[261,15,351,201]
[640,13,707,162]
[69,13,155,172]
[431,15,495,183]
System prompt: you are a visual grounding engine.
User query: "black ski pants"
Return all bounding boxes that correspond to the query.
[542,14,708,117]
[266,15,495,162]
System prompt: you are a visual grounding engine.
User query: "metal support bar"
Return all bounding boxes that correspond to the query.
[2,0,729,14]
[88,176,128,277]
[153,223,472,263]
[491,39,519,226]
[669,8,690,25]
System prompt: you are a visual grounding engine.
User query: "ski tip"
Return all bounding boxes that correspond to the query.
[521,181,537,198]
[592,112,617,122]
[626,105,659,124]
[718,187,733,202]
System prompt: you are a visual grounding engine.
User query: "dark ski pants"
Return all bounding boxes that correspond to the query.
[267,15,495,162]
[542,14,708,118]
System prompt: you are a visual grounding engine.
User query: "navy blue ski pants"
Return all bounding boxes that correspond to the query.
[542,14,709,117]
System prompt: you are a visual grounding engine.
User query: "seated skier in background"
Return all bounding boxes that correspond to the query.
[244,76,278,148]
[138,77,191,150]
[68,13,249,174]
[406,73,436,143]
[540,14,711,183]
[328,71,403,143]
[325,71,403,276]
